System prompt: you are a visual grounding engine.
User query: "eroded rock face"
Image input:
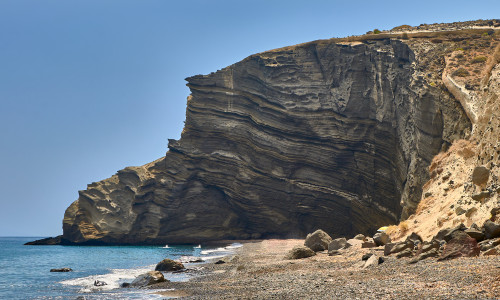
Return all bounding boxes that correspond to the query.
[61,38,470,245]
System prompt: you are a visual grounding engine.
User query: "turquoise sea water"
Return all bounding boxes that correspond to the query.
[0,237,239,299]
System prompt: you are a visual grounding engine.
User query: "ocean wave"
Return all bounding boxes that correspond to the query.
[60,265,154,293]
[199,243,243,256]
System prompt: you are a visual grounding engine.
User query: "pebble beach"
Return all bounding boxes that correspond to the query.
[149,239,500,299]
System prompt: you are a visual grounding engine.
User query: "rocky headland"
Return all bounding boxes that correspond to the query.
[28,19,500,246]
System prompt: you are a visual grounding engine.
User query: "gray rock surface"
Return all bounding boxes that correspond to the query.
[50,268,72,272]
[304,229,332,252]
[373,232,391,246]
[130,271,167,287]
[287,246,316,259]
[483,220,500,239]
[328,237,348,251]
[155,259,184,272]
[58,36,471,245]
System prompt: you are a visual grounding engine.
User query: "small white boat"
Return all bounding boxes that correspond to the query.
[162,244,170,248]
[194,244,201,249]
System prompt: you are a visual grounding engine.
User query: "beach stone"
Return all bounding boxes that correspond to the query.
[417,240,440,255]
[328,237,348,251]
[287,246,316,259]
[472,166,489,186]
[354,260,366,268]
[361,238,377,248]
[443,223,467,242]
[482,246,500,256]
[373,232,391,246]
[384,243,396,256]
[130,271,167,287]
[363,254,382,268]
[328,250,341,256]
[409,248,439,264]
[155,259,185,272]
[50,268,73,272]
[362,253,374,261]
[483,220,500,239]
[396,248,413,258]
[304,229,332,252]
[214,260,226,264]
[346,239,363,248]
[388,241,414,255]
[94,280,107,286]
[438,231,480,261]
[353,234,366,240]
[479,238,500,251]
[465,228,485,242]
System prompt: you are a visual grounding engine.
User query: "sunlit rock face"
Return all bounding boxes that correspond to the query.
[62,38,470,245]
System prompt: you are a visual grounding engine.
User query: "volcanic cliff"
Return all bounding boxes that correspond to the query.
[56,20,500,245]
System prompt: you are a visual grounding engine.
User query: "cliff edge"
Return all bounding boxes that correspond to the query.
[55,20,500,245]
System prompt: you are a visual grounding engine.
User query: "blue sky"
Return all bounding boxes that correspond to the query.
[1,0,498,237]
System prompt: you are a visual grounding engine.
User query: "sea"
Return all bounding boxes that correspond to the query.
[0,237,242,299]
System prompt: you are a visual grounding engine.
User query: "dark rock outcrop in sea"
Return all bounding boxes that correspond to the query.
[51,29,475,245]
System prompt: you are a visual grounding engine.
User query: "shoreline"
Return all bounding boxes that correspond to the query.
[147,239,500,299]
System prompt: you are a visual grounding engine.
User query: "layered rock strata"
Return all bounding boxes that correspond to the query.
[61,37,471,244]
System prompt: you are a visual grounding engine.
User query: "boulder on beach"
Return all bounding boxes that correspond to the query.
[361,238,377,248]
[304,229,332,252]
[438,231,480,261]
[50,268,72,272]
[409,248,439,264]
[373,232,391,246]
[155,259,185,272]
[353,234,366,241]
[483,220,500,239]
[328,237,348,252]
[130,271,167,287]
[287,246,316,259]
[479,237,500,251]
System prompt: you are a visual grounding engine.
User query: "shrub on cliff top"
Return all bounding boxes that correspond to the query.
[373,29,381,34]
[392,24,412,31]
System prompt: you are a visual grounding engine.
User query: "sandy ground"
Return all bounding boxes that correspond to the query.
[148,239,500,299]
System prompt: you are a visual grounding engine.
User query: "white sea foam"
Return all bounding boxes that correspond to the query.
[60,265,154,293]
[59,242,244,297]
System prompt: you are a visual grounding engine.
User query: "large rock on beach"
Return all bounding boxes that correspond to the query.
[409,248,439,264]
[479,237,500,251]
[304,229,332,252]
[373,232,391,246]
[385,240,414,256]
[155,259,185,272]
[465,228,485,242]
[328,237,348,251]
[287,246,316,259]
[130,271,167,287]
[438,231,480,261]
[483,220,500,239]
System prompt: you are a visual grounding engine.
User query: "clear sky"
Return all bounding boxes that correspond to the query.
[0,0,498,237]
